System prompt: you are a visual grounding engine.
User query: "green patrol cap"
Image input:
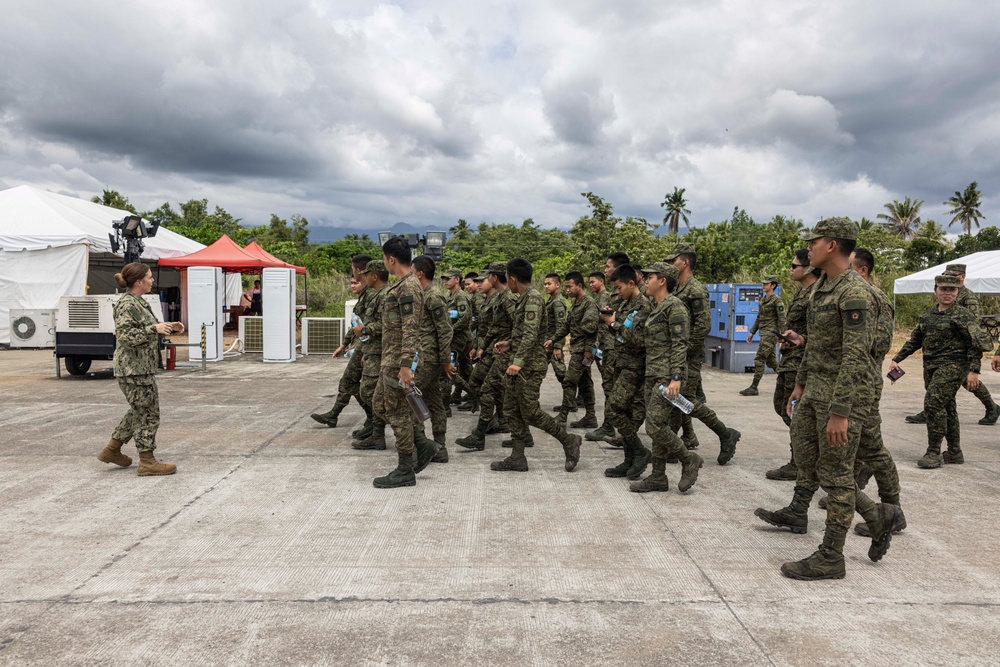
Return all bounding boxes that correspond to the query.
[936,273,961,287]
[800,217,859,242]
[486,261,508,275]
[945,263,967,275]
[359,259,385,274]
[442,268,463,279]
[665,242,696,261]
[472,273,486,282]
[646,261,679,280]
[763,274,779,284]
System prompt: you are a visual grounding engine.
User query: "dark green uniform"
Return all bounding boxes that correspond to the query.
[415,284,453,449]
[358,283,388,436]
[544,292,568,388]
[475,288,516,435]
[768,281,813,473]
[669,275,711,447]
[587,288,618,440]
[315,286,371,424]
[446,287,475,403]
[111,292,162,452]
[748,291,785,387]
[468,290,496,397]
[551,293,599,419]
[605,292,651,442]
[956,286,997,414]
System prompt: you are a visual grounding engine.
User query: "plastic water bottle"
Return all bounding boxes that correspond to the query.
[658,384,694,414]
[445,352,456,385]
[592,346,603,360]
[615,310,638,343]
[582,356,593,367]
[343,348,356,359]
[411,351,419,372]
[449,309,459,320]
[351,313,369,342]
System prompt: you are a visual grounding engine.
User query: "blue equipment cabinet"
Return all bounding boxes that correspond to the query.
[703,283,781,373]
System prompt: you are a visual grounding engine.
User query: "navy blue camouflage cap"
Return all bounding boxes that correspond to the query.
[665,242,696,261]
[645,261,679,280]
[800,217,859,242]
[359,259,385,274]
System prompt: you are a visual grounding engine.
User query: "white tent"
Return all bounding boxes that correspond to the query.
[0,185,239,345]
[893,251,1000,295]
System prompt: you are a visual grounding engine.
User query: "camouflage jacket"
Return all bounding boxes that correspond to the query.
[893,304,987,372]
[594,289,616,352]
[750,292,785,336]
[447,288,473,351]
[776,282,814,373]
[642,294,690,381]
[551,293,599,354]
[509,286,547,371]
[475,290,495,351]
[344,285,371,347]
[362,283,388,358]
[380,272,423,373]
[545,293,568,350]
[673,276,710,359]
[471,291,485,330]
[113,292,160,378]
[795,268,876,417]
[486,288,517,361]
[609,292,651,371]
[957,285,980,316]
[418,285,453,367]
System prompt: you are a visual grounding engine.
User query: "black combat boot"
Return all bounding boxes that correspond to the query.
[604,437,634,478]
[857,502,901,562]
[570,408,599,430]
[456,420,487,450]
[413,433,440,473]
[754,486,811,534]
[678,451,704,493]
[352,422,387,450]
[586,420,615,442]
[766,459,798,481]
[502,433,534,448]
[905,411,926,424]
[716,427,742,465]
[373,452,416,488]
[351,414,374,439]
[980,402,999,425]
[626,436,651,480]
[557,425,582,472]
[629,457,669,493]
[491,437,529,472]
[780,532,846,580]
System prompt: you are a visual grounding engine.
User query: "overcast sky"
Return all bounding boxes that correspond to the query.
[1,0,998,234]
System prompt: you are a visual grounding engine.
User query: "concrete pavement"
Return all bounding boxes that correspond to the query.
[1,349,999,666]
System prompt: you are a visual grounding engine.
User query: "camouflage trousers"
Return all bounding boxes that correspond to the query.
[359,356,386,427]
[771,370,798,463]
[475,354,508,427]
[923,364,967,452]
[414,362,446,443]
[791,395,872,538]
[967,376,994,408]
[606,365,647,439]
[669,356,710,439]
[560,351,595,412]
[597,348,617,403]
[454,341,474,391]
[373,369,415,454]
[856,390,900,503]
[329,349,364,415]
[752,335,778,381]
[643,378,688,460]
[546,349,567,386]
[504,369,564,445]
[469,351,492,393]
[112,376,159,452]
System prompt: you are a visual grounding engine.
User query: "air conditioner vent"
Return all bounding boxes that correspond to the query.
[68,300,100,328]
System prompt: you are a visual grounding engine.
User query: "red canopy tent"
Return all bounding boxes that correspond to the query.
[244,241,306,274]
[158,234,281,272]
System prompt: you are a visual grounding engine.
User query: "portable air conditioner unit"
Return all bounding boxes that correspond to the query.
[187,266,224,362]
[239,316,263,353]
[301,318,345,355]
[263,268,296,362]
[9,309,56,348]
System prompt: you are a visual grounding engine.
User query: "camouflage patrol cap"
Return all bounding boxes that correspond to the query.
[665,242,696,261]
[945,263,967,275]
[486,261,508,275]
[646,261,679,280]
[800,217,859,242]
[472,273,486,282]
[935,273,961,288]
[359,259,385,274]
[763,274,779,284]
[442,268,463,279]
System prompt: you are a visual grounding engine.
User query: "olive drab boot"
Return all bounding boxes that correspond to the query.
[626,436,651,480]
[456,420,487,450]
[629,457,669,493]
[857,502,901,562]
[716,428,742,466]
[905,411,927,424]
[98,438,132,468]
[413,430,440,473]
[137,450,176,476]
[754,486,811,534]
[569,409,599,430]
[780,532,846,581]
[604,436,635,478]
[557,425,582,472]
[352,413,374,439]
[585,420,615,442]
[917,448,943,469]
[738,383,759,396]
[678,451,704,493]
[490,438,529,472]
[352,422,387,450]
[502,433,534,448]
[855,495,907,537]
[485,417,510,435]
[766,460,798,481]
[374,452,416,488]
[942,448,965,464]
[979,402,999,425]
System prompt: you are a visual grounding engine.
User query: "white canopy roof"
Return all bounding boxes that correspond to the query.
[0,185,203,258]
[893,250,1000,295]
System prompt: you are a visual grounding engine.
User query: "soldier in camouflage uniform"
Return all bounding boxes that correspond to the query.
[442,268,476,409]
[753,218,900,581]
[766,249,818,480]
[545,271,599,427]
[891,273,992,469]
[740,275,785,396]
[311,256,373,428]
[627,263,704,493]
[458,271,493,414]
[456,263,517,450]
[99,262,177,476]
[412,255,454,463]
[601,265,653,480]
[543,273,570,408]
[587,270,618,442]
[372,237,438,488]
[490,258,582,473]
[353,260,390,450]
[456,273,487,411]
[905,263,999,426]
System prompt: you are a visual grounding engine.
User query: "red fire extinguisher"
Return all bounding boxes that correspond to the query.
[166,344,176,371]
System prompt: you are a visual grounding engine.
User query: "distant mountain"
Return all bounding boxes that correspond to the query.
[307,222,449,244]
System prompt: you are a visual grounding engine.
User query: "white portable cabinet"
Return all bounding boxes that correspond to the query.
[187,266,225,362]
[263,268,296,363]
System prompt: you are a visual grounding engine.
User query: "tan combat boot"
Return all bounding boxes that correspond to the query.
[137,450,177,476]
[98,438,132,468]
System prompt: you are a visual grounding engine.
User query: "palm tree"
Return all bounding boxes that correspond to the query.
[91,188,137,214]
[877,197,923,240]
[858,217,875,231]
[449,218,472,242]
[945,182,986,235]
[915,220,946,242]
[660,187,691,235]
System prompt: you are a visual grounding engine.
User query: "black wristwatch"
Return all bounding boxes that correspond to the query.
[671,374,683,381]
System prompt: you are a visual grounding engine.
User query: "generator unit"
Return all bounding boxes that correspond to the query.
[54,293,164,375]
[703,283,782,374]
[9,309,56,349]
[301,318,345,355]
